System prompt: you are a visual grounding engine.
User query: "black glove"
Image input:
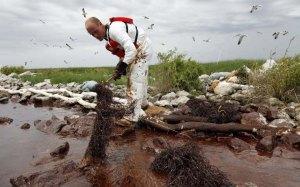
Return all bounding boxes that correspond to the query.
[113,61,128,80]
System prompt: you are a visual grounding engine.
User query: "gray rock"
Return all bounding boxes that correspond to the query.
[256,135,276,152]
[154,100,171,107]
[176,90,190,97]
[161,92,176,101]
[170,96,190,106]
[267,97,284,107]
[241,112,268,126]
[0,117,13,124]
[20,123,30,129]
[214,82,236,95]
[209,72,230,80]
[50,142,69,158]
[0,96,9,104]
[34,115,67,134]
[195,95,206,100]
[269,119,296,128]
[227,138,251,152]
[231,92,247,101]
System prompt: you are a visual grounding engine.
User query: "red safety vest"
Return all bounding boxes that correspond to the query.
[105,17,138,58]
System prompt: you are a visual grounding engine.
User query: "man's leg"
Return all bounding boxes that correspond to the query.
[126,59,148,122]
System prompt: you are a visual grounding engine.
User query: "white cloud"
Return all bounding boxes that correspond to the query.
[0,0,299,68]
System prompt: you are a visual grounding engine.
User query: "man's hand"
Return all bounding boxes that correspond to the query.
[113,61,128,80]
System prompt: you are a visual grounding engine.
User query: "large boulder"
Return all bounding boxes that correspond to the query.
[170,96,190,106]
[269,119,296,128]
[154,100,171,107]
[0,117,13,125]
[227,138,251,152]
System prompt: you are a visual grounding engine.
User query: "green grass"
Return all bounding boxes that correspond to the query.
[20,67,127,85]
[3,58,264,85]
[202,59,264,74]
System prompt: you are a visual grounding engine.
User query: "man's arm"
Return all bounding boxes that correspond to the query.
[109,23,137,65]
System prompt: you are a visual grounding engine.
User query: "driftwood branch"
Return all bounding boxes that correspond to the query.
[140,118,287,134]
[163,115,207,124]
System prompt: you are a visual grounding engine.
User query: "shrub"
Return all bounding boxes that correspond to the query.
[0,66,25,75]
[151,49,204,93]
[249,55,300,102]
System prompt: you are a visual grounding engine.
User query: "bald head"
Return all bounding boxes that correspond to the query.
[85,17,102,27]
[85,17,106,41]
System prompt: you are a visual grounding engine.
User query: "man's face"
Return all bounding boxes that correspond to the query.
[86,22,105,41]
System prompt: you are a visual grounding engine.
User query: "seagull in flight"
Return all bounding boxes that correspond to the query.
[69,37,76,41]
[143,16,150,19]
[282,30,289,35]
[203,39,211,43]
[64,60,70,64]
[272,32,280,39]
[82,8,87,18]
[192,36,196,42]
[147,24,154,30]
[256,31,263,35]
[39,19,46,24]
[66,43,73,50]
[250,5,262,13]
[161,43,166,46]
[234,34,247,45]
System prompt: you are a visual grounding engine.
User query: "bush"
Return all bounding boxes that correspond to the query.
[249,55,300,102]
[0,66,25,75]
[151,49,204,93]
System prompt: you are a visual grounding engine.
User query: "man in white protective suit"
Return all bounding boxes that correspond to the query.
[84,16,153,122]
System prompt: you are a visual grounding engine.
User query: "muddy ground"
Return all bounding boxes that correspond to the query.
[1,101,300,187]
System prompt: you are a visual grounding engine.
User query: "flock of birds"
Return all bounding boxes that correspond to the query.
[189,4,293,46]
[24,4,295,67]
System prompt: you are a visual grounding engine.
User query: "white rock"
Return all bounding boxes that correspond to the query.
[214,82,236,95]
[161,92,176,101]
[154,100,171,107]
[19,71,36,77]
[170,96,190,106]
[8,73,18,78]
[198,74,210,84]
[176,90,190,97]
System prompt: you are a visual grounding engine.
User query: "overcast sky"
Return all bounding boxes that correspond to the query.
[0,0,299,68]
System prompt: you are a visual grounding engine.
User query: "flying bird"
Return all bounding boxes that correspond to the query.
[282,30,289,35]
[203,39,211,43]
[147,23,154,30]
[94,51,99,55]
[161,43,166,46]
[43,43,49,47]
[256,31,263,35]
[64,60,70,64]
[39,19,46,24]
[69,37,76,41]
[272,32,280,39]
[143,16,150,19]
[82,8,87,18]
[235,34,247,45]
[250,5,262,13]
[192,36,196,42]
[65,43,73,50]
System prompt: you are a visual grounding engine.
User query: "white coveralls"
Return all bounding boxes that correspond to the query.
[107,21,153,122]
